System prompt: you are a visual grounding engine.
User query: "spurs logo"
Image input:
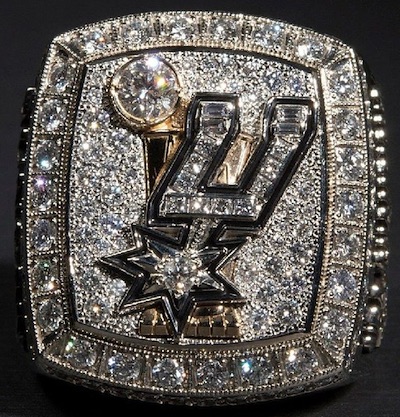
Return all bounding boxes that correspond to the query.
[101,90,316,338]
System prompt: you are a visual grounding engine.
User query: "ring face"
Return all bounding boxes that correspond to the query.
[17,11,388,405]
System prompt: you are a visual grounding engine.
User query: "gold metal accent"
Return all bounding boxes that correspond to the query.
[184,305,241,338]
[139,308,173,337]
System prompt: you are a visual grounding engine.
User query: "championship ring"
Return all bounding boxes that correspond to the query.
[16,11,389,405]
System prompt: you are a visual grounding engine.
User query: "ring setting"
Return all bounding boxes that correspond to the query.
[16,11,389,405]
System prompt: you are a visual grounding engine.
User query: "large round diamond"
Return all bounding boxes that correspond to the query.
[111,56,180,127]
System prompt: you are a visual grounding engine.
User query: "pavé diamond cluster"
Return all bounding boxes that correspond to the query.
[16,11,388,405]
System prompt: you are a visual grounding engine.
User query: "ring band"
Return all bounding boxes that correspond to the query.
[16,11,389,405]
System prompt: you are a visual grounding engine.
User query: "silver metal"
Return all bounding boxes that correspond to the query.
[16,11,388,405]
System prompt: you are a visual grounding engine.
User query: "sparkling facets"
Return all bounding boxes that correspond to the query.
[165,16,195,40]
[336,190,364,219]
[333,230,362,260]
[107,352,143,382]
[209,18,239,41]
[320,310,351,350]
[152,358,185,388]
[38,98,68,132]
[252,22,284,49]
[236,356,274,385]
[84,298,112,323]
[196,359,231,389]
[327,270,357,302]
[329,60,356,99]
[297,37,325,60]
[32,258,59,293]
[120,19,151,45]
[83,28,112,53]
[37,298,63,333]
[31,219,56,251]
[64,337,98,369]
[111,56,180,126]
[47,55,75,93]
[336,148,364,181]
[31,175,55,211]
[86,86,103,106]
[334,109,361,140]
[155,251,202,298]
[34,140,59,172]
[284,347,319,378]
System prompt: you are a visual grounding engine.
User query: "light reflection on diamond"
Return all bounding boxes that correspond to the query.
[38,98,67,132]
[35,141,59,172]
[152,358,185,388]
[37,298,63,333]
[111,56,180,126]
[196,359,230,389]
[327,270,357,302]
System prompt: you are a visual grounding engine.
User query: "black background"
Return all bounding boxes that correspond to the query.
[1,1,399,416]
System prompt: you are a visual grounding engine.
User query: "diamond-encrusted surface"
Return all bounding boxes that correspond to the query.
[22,11,374,404]
[68,50,319,342]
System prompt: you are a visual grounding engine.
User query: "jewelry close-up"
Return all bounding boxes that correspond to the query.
[16,11,389,405]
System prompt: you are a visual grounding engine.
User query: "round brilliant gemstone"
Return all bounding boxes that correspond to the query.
[152,358,185,388]
[156,251,202,298]
[111,56,180,127]
[37,298,63,333]
[327,270,357,302]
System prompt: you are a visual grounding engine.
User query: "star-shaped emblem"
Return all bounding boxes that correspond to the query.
[100,225,245,336]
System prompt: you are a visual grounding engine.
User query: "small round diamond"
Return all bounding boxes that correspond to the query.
[38,98,67,132]
[32,258,59,293]
[106,130,135,153]
[47,58,75,93]
[31,175,55,211]
[156,251,203,298]
[152,358,185,388]
[285,347,319,377]
[83,28,111,53]
[31,219,56,251]
[35,141,59,171]
[333,230,361,259]
[120,20,150,45]
[84,298,111,323]
[276,300,300,327]
[37,298,63,333]
[336,190,364,219]
[107,352,142,382]
[327,270,357,302]
[336,148,364,181]
[111,56,180,127]
[236,356,274,385]
[252,23,284,48]
[209,18,238,40]
[166,17,195,40]
[65,337,98,369]
[320,310,351,350]
[335,109,361,140]
[101,180,124,206]
[196,359,230,389]
[263,68,283,91]
[99,213,125,236]
[330,60,356,98]
[86,86,103,106]
[297,38,325,60]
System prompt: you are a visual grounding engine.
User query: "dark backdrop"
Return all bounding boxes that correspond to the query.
[1,1,399,416]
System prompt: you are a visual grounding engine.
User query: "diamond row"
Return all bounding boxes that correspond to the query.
[51,333,328,393]
[56,12,347,71]
[27,47,81,344]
